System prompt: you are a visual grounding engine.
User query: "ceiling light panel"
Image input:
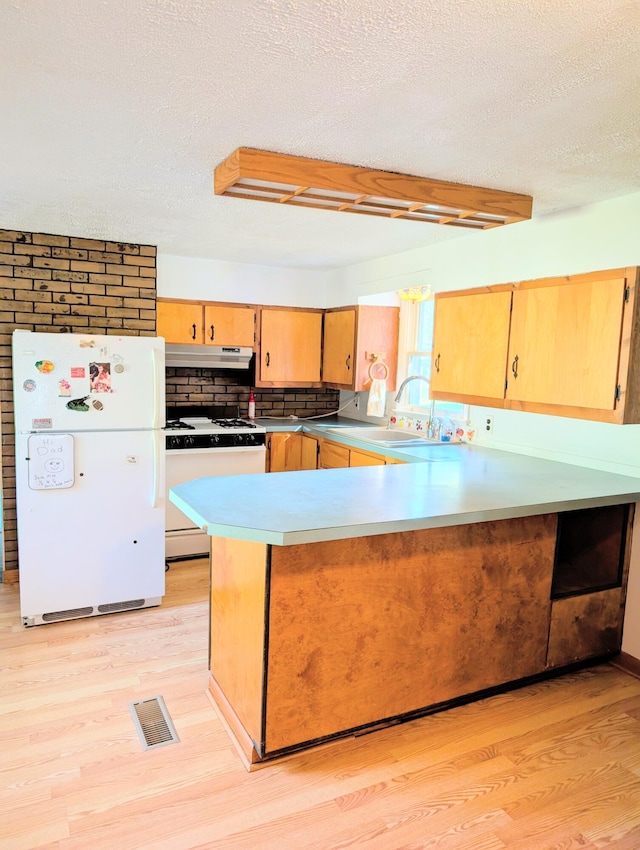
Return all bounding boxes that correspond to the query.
[214,148,533,229]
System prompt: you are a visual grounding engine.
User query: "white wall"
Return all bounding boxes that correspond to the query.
[329,190,640,659]
[157,253,339,308]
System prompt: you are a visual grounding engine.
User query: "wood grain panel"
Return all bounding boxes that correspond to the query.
[547,587,625,668]
[265,515,556,752]
[209,536,268,746]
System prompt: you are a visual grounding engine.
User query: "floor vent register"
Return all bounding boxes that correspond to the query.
[129,695,180,750]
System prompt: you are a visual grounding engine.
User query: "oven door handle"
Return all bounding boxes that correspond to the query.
[165,446,266,456]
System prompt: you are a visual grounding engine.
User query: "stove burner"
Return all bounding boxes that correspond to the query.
[165,420,195,431]
[210,418,257,429]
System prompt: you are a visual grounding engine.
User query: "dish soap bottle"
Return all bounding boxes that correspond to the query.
[248,389,256,421]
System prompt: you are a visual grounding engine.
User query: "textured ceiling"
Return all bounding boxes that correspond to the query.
[1,0,639,269]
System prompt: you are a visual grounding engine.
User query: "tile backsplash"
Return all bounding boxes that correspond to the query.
[166,367,340,418]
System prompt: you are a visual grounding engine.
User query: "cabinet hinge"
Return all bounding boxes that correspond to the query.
[505,379,508,391]
[615,385,622,403]
[624,287,631,303]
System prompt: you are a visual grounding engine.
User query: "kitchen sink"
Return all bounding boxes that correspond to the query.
[327,427,444,447]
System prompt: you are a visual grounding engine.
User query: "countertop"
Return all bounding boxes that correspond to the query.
[169,438,640,546]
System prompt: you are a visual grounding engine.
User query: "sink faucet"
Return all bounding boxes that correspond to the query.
[394,374,430,404]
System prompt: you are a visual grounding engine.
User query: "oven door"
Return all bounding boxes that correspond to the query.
[165,445,266,559]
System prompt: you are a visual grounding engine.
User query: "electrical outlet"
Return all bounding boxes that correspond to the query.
[485,416,494,433]
[353,392,359,409]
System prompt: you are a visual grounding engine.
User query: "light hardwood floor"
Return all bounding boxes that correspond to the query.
[2,558,640,850]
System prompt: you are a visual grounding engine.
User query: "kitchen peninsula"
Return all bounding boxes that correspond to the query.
[170,442,640,769]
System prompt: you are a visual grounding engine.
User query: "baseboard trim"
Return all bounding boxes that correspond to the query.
[2,570,19,585]
[611,651,640,680]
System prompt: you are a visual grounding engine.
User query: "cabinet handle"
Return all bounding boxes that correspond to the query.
[511,355,519,378]
[210,324,215,341]
[434,353,440,373]
[346,354,351,371]
[191,323,197,341]
[266,351,270,367]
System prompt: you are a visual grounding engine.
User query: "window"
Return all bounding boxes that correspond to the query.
[399,299,467,421]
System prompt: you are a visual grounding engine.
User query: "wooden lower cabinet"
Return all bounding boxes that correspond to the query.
[207,500,633,767]
[547,588,625,668]
[266,432,301,472]
[317,439,350,469]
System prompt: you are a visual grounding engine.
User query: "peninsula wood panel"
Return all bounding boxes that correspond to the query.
[209,536,268,745]
[264,514,556,753]
[547,587,626,669]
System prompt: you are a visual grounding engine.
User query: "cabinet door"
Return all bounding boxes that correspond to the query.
[317,439,350,469]
[506,276,626,409]
[323,310,356,386]
[157,301,203,344]
[300,435,319,470]
[268,433,302,473]
[431,291,512,401]
[204,305,255,347]
[349,449,385,467]
[260,310,322,384]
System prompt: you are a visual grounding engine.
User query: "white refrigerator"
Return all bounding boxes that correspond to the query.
[12,329,166,626]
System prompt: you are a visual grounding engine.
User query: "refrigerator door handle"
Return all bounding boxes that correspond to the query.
[152,431,162,508]
[151,346,162,429]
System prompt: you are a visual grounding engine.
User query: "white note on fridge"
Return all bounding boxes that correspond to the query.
[27,434,75,490]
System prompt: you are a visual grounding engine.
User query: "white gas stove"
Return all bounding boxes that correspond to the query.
[165,406,267,559]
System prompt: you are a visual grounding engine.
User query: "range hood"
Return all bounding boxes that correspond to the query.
[165,344,253,370]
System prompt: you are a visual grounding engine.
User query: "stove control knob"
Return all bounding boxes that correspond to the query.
[183,435,195,448]
[210,434,220,445]
[168,435,181,449]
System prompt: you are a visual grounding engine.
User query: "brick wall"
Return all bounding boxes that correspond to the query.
[0,229,157,579]
[166,368,340,417]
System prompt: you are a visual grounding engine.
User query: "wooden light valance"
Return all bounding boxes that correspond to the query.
[214,147,532,230]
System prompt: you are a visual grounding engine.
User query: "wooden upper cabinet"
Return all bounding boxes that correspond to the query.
[258,308,323,387]
[158,300,255,348]
[322,305,400,391]
[323,309,356,385]
[157,300,202,344]
[204,305,255,347]
[430,267,640,424]
[506,273,627,411]
[431,289,512,404]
